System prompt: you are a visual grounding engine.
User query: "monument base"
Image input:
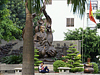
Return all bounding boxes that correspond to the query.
[39,58,54,64]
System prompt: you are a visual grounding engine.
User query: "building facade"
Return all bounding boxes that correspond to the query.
[44,0,100,41]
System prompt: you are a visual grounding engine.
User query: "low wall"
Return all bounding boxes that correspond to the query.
[0,64,99,75]
[0,39,81,54]
[0,64,22,73]
[0,64,53,73]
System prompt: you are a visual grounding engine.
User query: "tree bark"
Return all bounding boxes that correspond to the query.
[22,2,34,75]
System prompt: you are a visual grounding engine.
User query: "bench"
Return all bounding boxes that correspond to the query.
[58,67,71,73]
[14,68,22,75]
[14,68,22,73]
[0,64,22,73]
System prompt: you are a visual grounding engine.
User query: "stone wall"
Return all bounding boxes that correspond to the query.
[52,40,81,54]
[0,40,81,53]
[0,40,23,50]
[0,39,81,60]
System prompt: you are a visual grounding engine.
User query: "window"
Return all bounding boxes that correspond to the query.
[87,0,98,10]
[45,0,52,4]
[66,18,74,27]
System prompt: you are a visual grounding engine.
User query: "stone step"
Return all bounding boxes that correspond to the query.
[44,64,53,71]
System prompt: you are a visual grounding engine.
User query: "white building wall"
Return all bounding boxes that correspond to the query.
[45,0,100,41]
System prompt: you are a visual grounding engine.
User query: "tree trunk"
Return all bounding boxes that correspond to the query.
[22,1,34,75]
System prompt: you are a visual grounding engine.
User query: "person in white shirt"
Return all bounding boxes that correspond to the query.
[39,62,49,73]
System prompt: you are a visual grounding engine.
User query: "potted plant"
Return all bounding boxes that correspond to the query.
[61,55,66,62]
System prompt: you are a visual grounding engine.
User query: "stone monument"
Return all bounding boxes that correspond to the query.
[34,3,56,59]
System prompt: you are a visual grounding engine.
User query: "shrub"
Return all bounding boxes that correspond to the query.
[70,67,84,72]
[92,62,99,73]
[1,54,22,64]
[53,60,65,72]
[34,48,42,66]
[64,27,100,62]
[1,48,42,65]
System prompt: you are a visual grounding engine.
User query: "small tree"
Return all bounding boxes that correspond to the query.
[34,48,42,67]
[65,44,84,72]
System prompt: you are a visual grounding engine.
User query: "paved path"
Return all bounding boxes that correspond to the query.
[1,73,100,75]
[35,73,100,75]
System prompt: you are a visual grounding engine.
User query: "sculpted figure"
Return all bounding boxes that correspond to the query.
[34,3,56,58]
[42,3,53,45]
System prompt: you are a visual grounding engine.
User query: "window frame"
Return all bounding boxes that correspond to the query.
[66,18,74,27]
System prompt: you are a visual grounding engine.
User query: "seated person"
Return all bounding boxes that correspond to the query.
[39,62,49,73]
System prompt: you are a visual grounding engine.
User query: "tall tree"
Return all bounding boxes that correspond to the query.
[22,0,43,75]
[22,0,86,75]
[22,0,34,75]
[0,0,22,42]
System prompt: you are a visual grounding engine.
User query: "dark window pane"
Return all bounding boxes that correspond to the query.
[66,18,74,27]
[71,18,74,25]
[67,18,70,25]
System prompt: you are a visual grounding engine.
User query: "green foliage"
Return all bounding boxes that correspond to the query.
[64,27,100,62]
[70,67,84,72]
[34,68,38,71]
[34,48,42,66]
[53,60,66,72]
[1,48,42,65]
[7,0,26,30]
[95,10,100,19]
[67,0,86,17]
[65,44,84,72]
[1,54,22,64]
[97,23,100,28]
[91,62,99,73]
[32,0,43,14]
[0,0,8,5]
[95,10,100,28]
[0,1,22,41]
[52,57,59,61]
[61,57,66,61]
[7,0,26,39]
